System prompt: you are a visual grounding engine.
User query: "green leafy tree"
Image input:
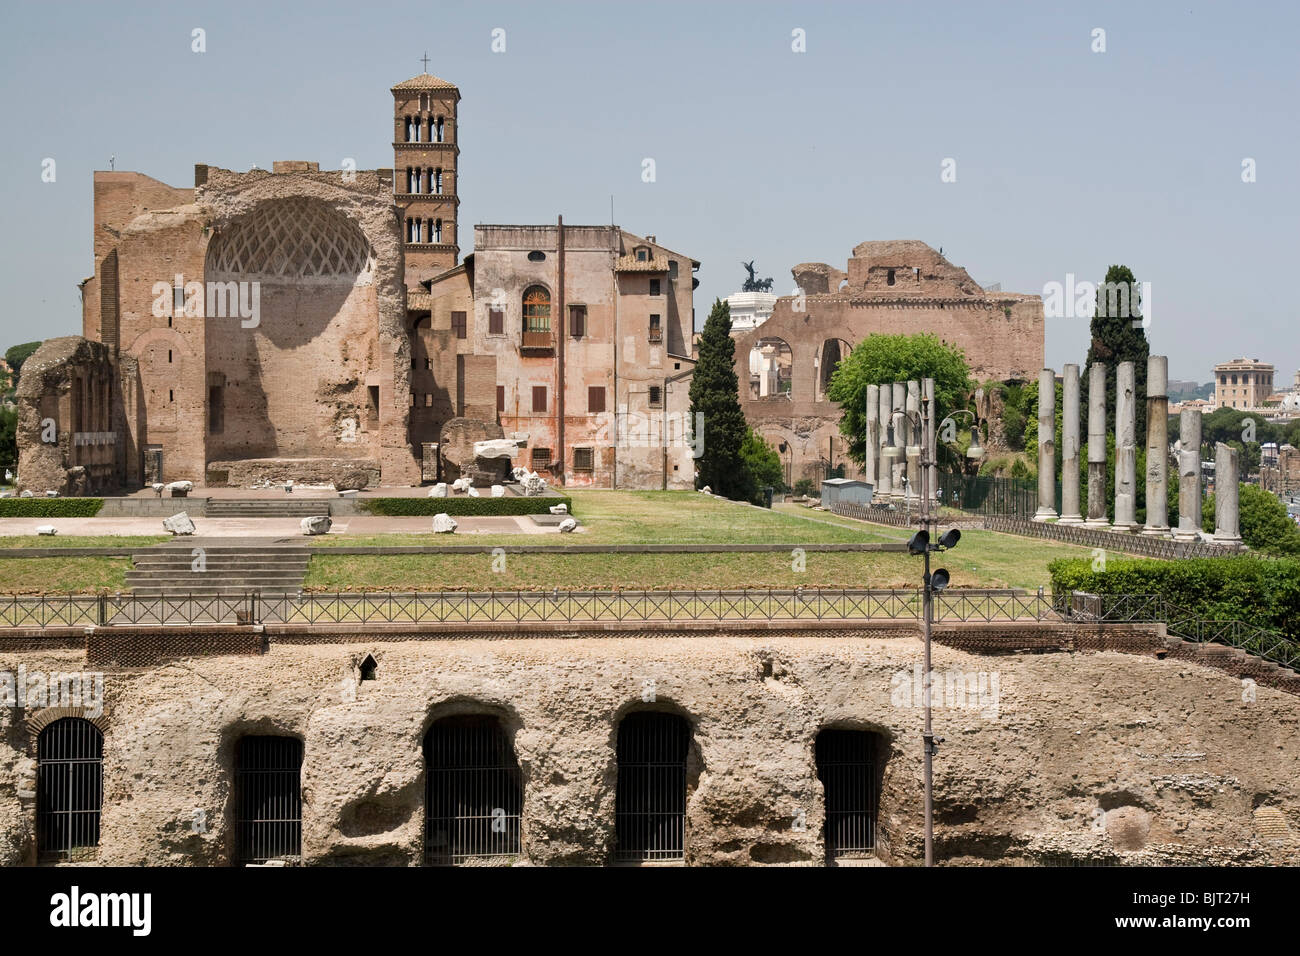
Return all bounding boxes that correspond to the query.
[4,341,42,389]
[1204,483,1300,555]
[826,333,972,467]
[688,299,749,499]
[739,428,785,503]
[0,407,16,478]
[1083,265,1150,444]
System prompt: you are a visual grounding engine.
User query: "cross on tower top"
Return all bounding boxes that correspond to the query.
[420,52,430,72]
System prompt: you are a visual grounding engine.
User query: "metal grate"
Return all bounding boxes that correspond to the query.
[424,716,522,865]
[614,712,689,862]
[816,729,878,861]
[235,736,302,865]
[37,718,103,862]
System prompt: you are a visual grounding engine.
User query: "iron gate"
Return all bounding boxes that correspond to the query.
[816,729,878,861]
[234,736,303,864]
[424,716,523,865]
[614,712,690,862]
[37,718,103,861]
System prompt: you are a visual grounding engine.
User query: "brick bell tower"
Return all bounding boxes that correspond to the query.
[392,66,461,287]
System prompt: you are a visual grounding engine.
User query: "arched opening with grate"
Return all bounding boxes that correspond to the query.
[613,711,692,863]
[815,338,852,402]
[815,728,882,864]
[424,715,523,865]
[234,735,303,865]
[37,718,103,861]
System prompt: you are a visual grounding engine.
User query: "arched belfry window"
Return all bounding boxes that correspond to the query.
[436,117,445,142]
[522,286,551,335]
[37,718,103,861]
[424,716,522,865]
[614,711,690,862]
[234,736,303,865]
[816,728,881,863]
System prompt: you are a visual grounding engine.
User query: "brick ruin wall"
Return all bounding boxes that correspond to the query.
[1,627,1296,866]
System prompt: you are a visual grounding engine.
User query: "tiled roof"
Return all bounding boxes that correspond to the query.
[615,253,669,273]
[392,72,458,91]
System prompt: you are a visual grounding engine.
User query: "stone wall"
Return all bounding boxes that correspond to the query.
[736,241,1044,484]
[1,625,1296,866]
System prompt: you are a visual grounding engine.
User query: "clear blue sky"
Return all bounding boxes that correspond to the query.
[2,0,1296,386]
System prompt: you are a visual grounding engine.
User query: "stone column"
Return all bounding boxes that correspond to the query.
[1173,408,1203,541]
[873,382,894,502]
[923,377,938,503]
[905,380,921,503]
[1143,355,1170,536]
[1084,364,1109,527]
[1112,361,1139,532]
[891,382,907,499]
[1059,364,1083,524]
[1213,442,1242,546]
[865,384,879,494]
[1033,368,1057,521]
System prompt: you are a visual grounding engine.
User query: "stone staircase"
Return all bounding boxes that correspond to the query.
[1163,637,1300,695]
[126,543,310,596]
[205,498,330,518]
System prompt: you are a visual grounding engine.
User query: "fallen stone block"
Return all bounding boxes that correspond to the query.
[428,483,448,498]
[432,513,458,534]
[549,503,569,515]
[35,525,57,536]
[163,511,196,535]
[20,489,34,498]
[491,485,505,498]
[166,480,194,497]
[523,473,547,497]
[558,517,577,533]
[474,438,519,459]
[467,486,480,497]
[45,490,59,497]
[337,489,359,498]
[300,515,332,535]
[511,466,530,482]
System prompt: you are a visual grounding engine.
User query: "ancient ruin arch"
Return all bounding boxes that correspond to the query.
[749,336,793,400]
[815,727,883,863]
[424,714,523,865]
[36,717,103,861]
[815,338,852,402]
[207,198,374,279]
[233,735,303,864]
[613,710,692,862]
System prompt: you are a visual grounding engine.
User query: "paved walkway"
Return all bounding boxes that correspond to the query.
[0,514,577,538]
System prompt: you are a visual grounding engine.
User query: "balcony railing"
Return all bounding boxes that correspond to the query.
[648,327,663,343]
[521,329,553,350]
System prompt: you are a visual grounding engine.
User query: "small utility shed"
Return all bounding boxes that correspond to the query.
[821,478,873,509]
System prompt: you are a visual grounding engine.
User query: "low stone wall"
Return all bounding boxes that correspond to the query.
[1,620,1297,867]
[99,497,209,517]
[206,458,380,489]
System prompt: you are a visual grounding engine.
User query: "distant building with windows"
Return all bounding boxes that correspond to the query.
[1214,358,1274,410]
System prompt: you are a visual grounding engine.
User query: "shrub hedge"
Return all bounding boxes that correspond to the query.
[0,497,104,517]
[361,495,573,517]
[1048,556,1300,641]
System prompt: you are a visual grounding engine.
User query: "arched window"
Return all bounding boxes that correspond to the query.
[434,168,443,193]
[522,286,551,345]
[436,117,445,142]
[434,219,443,243]
[37,718,103,861]
[614,711,690,862]
[816,728,881,863]
[817,338,852,401]
[424,715,523,865]
[234,736,303,865]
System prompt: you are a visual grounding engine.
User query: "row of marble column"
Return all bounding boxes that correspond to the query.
[864,379,938,505]
[1031,356,1240,545]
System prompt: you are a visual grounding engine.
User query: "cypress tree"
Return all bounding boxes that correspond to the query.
[1083,264,1150,443]
[688,299,750,498]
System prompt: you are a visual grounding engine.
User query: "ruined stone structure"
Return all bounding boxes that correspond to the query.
[734,241,1043,484]
[2,624,1297,866]
[17,71,696,492]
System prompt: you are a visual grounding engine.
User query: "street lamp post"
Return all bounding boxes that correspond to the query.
[901,390,962,867]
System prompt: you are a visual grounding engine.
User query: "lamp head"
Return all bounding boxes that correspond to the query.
[938,528,962,550]
[930,567,951,592]
[907,530,930,555]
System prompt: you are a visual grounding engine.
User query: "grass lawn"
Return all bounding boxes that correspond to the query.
[304,532,1121,592]
[0,535,169,549]
[312,490,902,547]
[0,557,132,594]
